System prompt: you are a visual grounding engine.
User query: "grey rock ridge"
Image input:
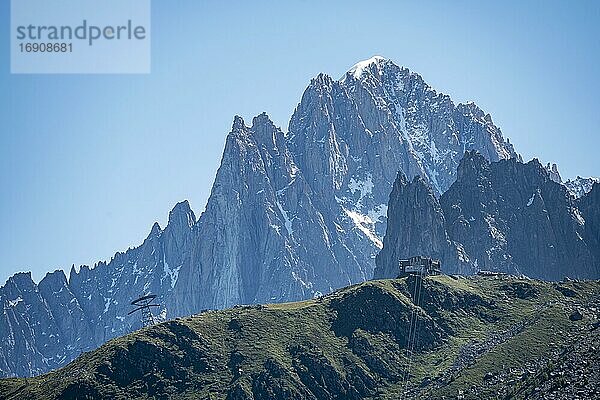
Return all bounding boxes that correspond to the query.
[0,201,198,377]
[0,56,519,377]
[564,176,600,199]
[543,162,599,199]
[375,151,600,280]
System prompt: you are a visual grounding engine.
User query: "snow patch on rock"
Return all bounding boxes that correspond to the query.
[343,208,383,249]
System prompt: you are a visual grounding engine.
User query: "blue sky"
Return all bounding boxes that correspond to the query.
[1,0,599,283]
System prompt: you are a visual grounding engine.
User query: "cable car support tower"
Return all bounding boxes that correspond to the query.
[128,294,160,327]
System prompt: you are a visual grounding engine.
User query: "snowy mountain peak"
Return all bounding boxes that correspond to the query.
[345,55,388,79]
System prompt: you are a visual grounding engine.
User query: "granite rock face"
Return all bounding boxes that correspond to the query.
[0,57,519,377]
[375,151,600,280]
[0,271,93,377]
[578,183,600,263]
[374,173,472,279]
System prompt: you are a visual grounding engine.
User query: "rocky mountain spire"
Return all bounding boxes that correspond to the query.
[376,151,599,280]
[374,172,472,279]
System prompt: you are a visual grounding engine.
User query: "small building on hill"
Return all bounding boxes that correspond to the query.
[476,270,507,277]
[398,256,441,278]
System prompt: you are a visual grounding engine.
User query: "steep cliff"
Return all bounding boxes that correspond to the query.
[375,152,600,280]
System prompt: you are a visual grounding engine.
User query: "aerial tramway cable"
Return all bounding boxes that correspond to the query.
[402,270,425,399]
[401,273,419,396]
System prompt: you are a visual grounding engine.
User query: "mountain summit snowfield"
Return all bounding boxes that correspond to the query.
[345,55,388,79]
[0,57,596,378]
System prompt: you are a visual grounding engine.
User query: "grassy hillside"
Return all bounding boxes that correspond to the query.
[1,276,598,400]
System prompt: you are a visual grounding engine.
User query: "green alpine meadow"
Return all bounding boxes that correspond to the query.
[2,275,598,399]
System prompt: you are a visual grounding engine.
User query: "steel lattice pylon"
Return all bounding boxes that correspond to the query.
[128,294,160,327]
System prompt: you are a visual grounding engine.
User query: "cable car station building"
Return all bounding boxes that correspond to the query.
[398,256,441,278]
